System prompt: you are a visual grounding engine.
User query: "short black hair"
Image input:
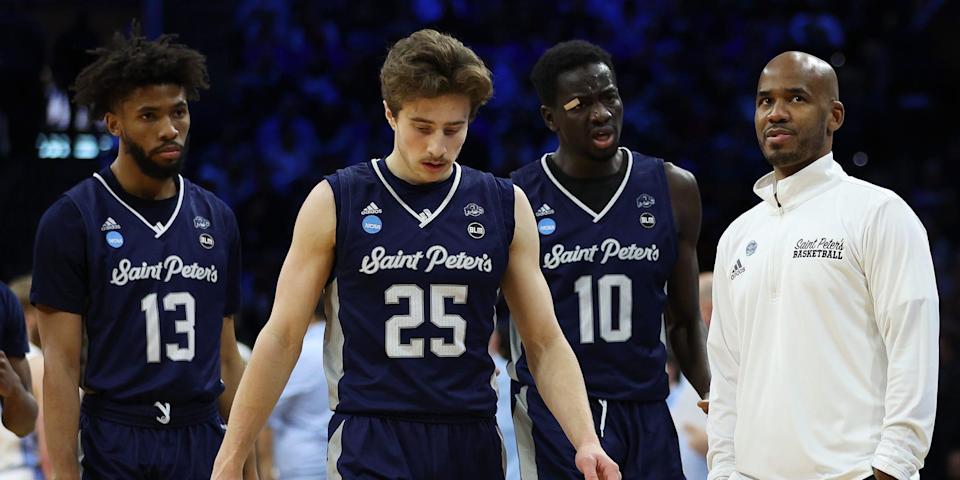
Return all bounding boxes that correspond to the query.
[530,40,616,107]
[72,22,209,118]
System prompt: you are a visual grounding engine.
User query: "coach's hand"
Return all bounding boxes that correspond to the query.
[873,468,896,480]
[698,398,709,414]
[575,441,621,480]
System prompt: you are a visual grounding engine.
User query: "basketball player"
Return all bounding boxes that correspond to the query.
[213,29,620,480]
[31,26,249,479]
[0,282,36,442]
[707,51,938,480]
[508,40,709,479]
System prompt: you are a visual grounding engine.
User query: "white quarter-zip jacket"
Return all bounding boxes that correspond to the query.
[707,153,939,480]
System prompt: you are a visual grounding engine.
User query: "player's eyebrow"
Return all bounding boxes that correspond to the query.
[410,117,467,127]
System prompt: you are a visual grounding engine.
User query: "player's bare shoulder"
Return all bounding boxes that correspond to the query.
[663,161,700,201]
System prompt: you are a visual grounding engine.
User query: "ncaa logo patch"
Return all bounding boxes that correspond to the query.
[637,194,656,209]
[639,212,656,229]
[537,218,556,235]
[199,233,215,249]
[362,215,382,234]
[746,240,757,256]
[467,222,485,239]
[105,231,124,249]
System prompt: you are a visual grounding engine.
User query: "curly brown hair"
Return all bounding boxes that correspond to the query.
[380,29,493,121]
[72,22,209,118]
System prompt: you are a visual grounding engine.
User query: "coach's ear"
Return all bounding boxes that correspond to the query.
[383,101,398,131]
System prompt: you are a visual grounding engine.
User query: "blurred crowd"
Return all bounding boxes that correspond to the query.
[1,0,958,477]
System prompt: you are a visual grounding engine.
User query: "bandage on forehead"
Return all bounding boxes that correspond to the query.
[563,98,581,111]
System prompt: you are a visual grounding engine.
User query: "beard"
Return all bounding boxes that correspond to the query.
[123,135,188,180]
[763,120,828,170]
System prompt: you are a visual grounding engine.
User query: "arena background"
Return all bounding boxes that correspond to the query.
[1,0,958,476]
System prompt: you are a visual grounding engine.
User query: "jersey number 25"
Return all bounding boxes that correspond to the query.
[384,284,467,358]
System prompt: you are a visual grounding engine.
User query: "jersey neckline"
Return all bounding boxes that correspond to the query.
[370,158,462,229]
[92,172,185,239]
[539,147,634,223]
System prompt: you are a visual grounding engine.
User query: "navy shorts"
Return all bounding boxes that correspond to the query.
[512,382,684,480]
[326,412,505,479]
[79,396,225,479]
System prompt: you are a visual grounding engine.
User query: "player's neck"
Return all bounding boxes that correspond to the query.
[110,157,178,200]
[551,146,623,178]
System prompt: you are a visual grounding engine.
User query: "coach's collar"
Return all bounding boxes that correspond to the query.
[753,152,846,212]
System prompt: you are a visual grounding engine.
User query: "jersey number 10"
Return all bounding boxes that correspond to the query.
[575,274,632,343]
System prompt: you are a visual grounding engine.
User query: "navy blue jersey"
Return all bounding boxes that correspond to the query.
[31,169,241,404]
[0,282,29,358]
[323,159,514,418]
[510,149,677,402]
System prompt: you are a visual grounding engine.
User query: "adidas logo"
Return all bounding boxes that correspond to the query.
[361,202,382,215]
[535,203,555,217]
[100,217,121,231]
[729,259,745,280]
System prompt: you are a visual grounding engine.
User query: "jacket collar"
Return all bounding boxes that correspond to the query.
[753,152,845,212]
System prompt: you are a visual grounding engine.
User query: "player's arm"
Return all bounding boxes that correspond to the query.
[501,186,620,480]
[863,198,939,480]
[217,315,259,479]
[37,306,83,480]
[212,180,336,479]
[0,351,36,437]
[27,352,52,478]
[662,163,710,398]
[705,237,739,480]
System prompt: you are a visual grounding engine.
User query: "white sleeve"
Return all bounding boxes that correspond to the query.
[863,197,939,480]
[706,235,739,480]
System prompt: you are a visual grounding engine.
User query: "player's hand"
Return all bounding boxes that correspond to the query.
[574,441,621,480]
[0,351,23,398]
[698,399,709,414]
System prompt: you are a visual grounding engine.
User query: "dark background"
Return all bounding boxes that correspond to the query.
[1,0,958,475]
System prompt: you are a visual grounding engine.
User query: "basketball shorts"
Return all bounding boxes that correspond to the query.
[511,382,684,480]
[79,396,225,479]
[326,412,505,479]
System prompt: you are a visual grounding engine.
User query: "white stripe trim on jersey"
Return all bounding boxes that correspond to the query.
[327,419,346,480]
[370,158,462,228]
[323,279,345,410]
[92,172,185,239]
[513,385,539,480]
[539,147,634,223]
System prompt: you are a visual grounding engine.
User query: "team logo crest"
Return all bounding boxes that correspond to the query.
[362,215,382,234]
[154,402,171,425]
[535,203,555,217]
[105,231,124,249]
[361,202,382,215]
[639,212,656,228]
[101,217,121,231]
[637,194,656,209]
[467,222,485,239]
[746,240,757,256]
[537,218,557,235]
[193,216,211,229]
[463,203,485,217]
[199,233,215,249]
